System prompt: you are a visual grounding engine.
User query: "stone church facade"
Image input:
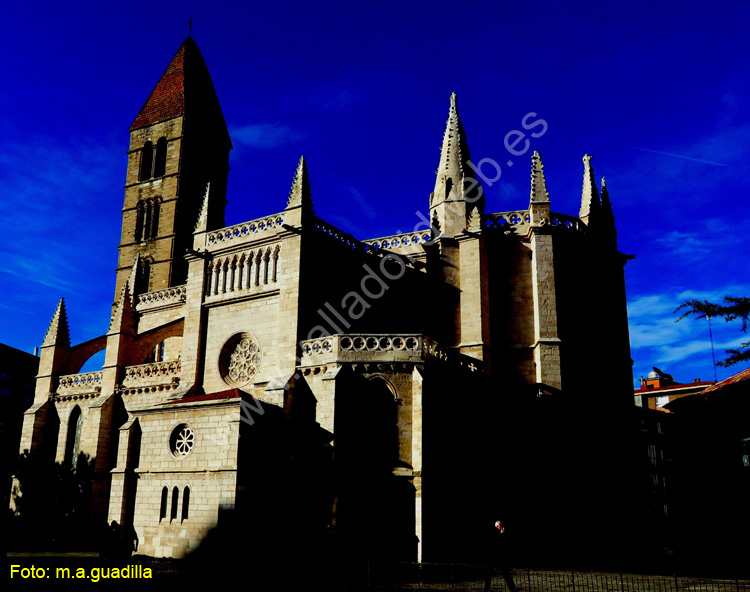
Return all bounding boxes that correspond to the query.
[16,38,635,562]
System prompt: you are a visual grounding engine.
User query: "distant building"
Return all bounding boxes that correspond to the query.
[658,366,750,573]
[635,369,714,410]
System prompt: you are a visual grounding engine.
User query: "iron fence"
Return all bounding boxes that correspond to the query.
[367,564,750,592]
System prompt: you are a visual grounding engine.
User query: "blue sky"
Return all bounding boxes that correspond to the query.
[1,0,748,387]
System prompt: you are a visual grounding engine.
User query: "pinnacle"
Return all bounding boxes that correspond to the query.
[432,93,483,209]
[600,177,611,207]
[194,182,211,232]
[286,155,313,211]
[579,154,600,220]
[599,176,617,235]
[43,298,70,347]
[109,282,136,335]
[437,92,469,176]
[529,150,550,204]
[127,253,142,302]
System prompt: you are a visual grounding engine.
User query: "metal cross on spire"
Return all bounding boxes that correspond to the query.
[188,16,194,36]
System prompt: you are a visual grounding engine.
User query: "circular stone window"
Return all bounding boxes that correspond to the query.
[220,333,262,388]
[170,424,194,457]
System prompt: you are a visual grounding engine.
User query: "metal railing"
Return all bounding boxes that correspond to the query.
[366,564,750,592]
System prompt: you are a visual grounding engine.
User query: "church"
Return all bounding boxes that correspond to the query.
[16,37,637,564]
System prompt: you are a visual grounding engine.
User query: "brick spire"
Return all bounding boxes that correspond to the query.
[579,154,600,224]
[43,298,70,347]
[286,156,313,212]
[130,37,228,138]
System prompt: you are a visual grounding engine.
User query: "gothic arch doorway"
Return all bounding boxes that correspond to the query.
[334,373,416,561]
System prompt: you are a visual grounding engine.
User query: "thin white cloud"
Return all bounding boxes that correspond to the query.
[232,123,302,149]
[628,285,750,380]
[346,186,378,220]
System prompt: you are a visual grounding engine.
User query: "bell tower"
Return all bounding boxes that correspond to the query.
[114,37,232,304]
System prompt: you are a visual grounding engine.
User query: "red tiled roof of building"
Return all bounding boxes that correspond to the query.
[130,37,228,134]
[635,380,715,394]
[162,388,242,405]
[701,367,750,394]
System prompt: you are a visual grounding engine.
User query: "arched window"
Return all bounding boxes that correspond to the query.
[159,487,168,522]
[134,199,160,242]
[170,487,179,521]
[64,406,83,468]
[135,258,151,295]
[181,487,190,521]
[139,141,153,182]
[153,137,167,177]
[148,340,165,363]
[148,199,160,239]
[134,201,145,241]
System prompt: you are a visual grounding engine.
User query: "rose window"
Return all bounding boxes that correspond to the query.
[220,333,262,387]
[170,424,194,457]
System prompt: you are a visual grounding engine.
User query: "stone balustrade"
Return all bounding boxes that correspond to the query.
[299,334,477,370]
[486,210,585,234]
[137,285,186,309]
[57,371,103,395]
[363,231,434,253]
[122,360,181,388]
[549,212,585,231]
[312,218,361,250]
[485,210,531,231]
[206,213,285,246]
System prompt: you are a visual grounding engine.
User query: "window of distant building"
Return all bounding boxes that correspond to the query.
[655,395,669,408]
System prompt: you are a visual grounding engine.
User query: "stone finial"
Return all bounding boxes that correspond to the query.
[579,154,600,221]
[529,150,550,204]
[43,298,70,347]
[109,282,136,335]
[194,182,211,233]
[286,156,313,212]
[467,205,482,231]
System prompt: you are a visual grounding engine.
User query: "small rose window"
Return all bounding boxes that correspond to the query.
[170,424,194,457]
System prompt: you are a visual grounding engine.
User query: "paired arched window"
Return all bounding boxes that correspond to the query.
[138,137,167,181]
[134,198,160,242]
[64,406,83,468]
